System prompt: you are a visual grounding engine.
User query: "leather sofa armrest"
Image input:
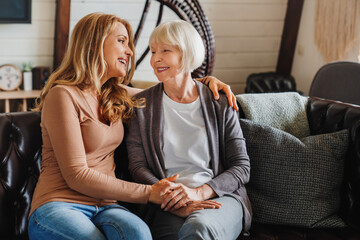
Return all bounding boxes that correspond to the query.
[307,97,360,135]
[307,97,360,230]
[0,111,42,239]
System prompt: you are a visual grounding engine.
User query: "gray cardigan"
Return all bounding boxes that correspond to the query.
[125,81,252,233]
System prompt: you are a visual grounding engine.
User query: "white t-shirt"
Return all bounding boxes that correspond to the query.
[162,92,214,188]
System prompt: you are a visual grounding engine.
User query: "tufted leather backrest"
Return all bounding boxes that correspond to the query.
[0,112,41,240]
[245,72,297,93]
[307,97,360,135]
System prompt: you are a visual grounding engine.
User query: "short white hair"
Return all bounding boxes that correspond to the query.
[149,20,205,73]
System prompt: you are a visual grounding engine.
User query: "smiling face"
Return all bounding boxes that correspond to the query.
[103,21,133,81]
[150,43,184,83]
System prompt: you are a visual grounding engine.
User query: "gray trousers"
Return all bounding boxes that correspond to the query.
[145,196,243,240]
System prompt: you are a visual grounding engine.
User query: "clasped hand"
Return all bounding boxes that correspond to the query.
[167,200,222,218]
[149,175,221,217]
[161,183,202,211]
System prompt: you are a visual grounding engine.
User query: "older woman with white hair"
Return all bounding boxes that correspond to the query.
[126,20,252,240]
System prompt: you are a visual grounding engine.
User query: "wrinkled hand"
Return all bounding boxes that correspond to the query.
[169,200,222,218]
[149,174,178,204]
[161,183,201,211]
[199,76,238,111]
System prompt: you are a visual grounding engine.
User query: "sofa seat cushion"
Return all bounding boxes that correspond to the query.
[240,119,349,228]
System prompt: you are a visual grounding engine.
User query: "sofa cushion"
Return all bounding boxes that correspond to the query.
[240,119,349,228]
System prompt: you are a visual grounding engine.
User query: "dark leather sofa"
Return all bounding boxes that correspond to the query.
[1,97,360,240]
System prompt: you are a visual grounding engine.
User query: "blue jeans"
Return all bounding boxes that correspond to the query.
[148,196,243,240]
[28,201,152,240]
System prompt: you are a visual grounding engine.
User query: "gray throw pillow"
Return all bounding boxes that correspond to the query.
[240,119,349,228]
[236,92,310,138]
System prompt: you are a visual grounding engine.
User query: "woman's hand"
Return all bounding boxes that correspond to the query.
[169,200,222,218]
[161,183,200,211]
[196,76,238,111]
[161,183,217,211]
[149,174,178,204]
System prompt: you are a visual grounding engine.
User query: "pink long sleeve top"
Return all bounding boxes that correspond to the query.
[29,85,151,216]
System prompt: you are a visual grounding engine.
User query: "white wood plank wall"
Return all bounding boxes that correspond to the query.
[0,0,56,70]
[0,0,287,94]
[202,0,287,93]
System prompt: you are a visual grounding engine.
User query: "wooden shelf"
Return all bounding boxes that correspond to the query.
[0,82,159,113]
[0,90,41,113]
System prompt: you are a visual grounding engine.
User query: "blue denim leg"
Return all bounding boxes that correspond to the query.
[93,205,152,240]
[28,201,106,240]
[28,201,152,240]
[178,196,243,240]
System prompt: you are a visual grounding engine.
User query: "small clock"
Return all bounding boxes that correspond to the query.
[0,64,23,91]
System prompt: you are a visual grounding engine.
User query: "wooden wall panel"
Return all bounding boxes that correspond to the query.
[276,0,304,75]
[54,0,70,69]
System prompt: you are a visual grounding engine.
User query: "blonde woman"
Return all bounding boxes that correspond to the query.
[126,20,252,240]
[28,13,234,240]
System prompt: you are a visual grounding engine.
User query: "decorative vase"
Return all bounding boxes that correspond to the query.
[23,71,33,91]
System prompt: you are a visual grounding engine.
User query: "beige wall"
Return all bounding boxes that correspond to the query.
[0,0,287,94]
[3,0,358,95]
[68,0,287,94]
[0,0,56,69]
[292,0,360,95]
[198,0,287,93]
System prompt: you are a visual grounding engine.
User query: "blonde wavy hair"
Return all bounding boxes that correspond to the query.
[34,12,142,123]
